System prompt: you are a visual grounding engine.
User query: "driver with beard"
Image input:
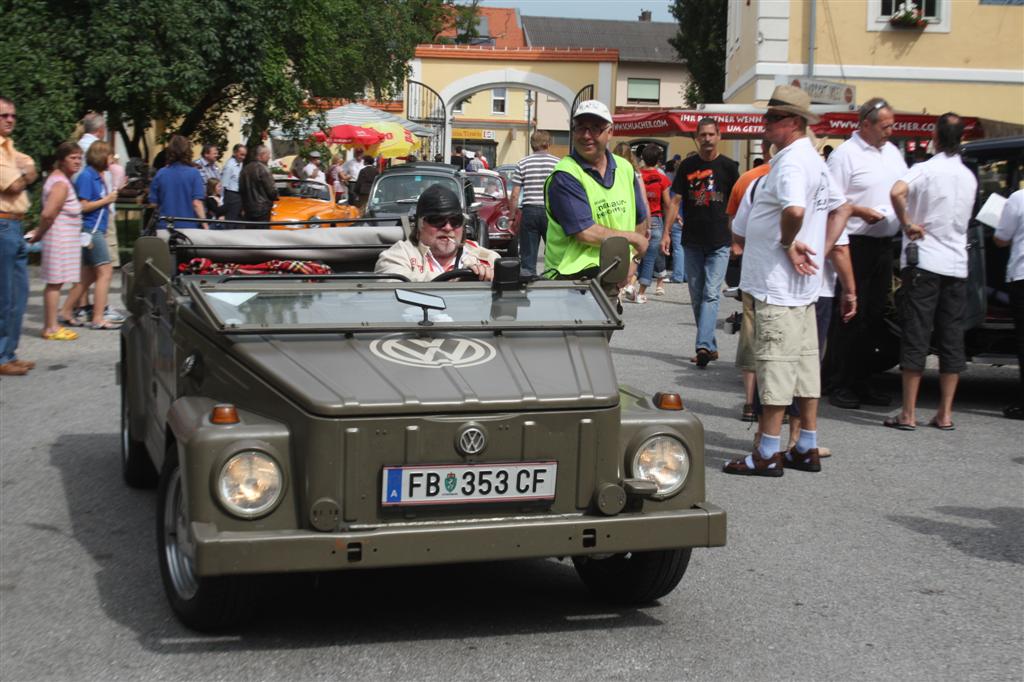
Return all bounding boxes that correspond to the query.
[375,184,500,281]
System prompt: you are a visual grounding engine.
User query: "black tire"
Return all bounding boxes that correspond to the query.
[573,548,692,604]
[157,444,252,631]
[120,347,157,488]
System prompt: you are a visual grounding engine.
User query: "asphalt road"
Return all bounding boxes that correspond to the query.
[1,270,1021,681]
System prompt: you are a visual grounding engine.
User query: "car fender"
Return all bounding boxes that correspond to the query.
[166,396,298,532]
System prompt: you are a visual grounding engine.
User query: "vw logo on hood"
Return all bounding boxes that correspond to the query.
[369,335,497,369]
[456,425,487,456]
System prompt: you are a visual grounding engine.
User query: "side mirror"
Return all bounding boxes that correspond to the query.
[598,236,630,286]
[133,236,173,289]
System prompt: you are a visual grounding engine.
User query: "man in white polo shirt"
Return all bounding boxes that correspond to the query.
[994,188,1024,420]
[723,85,853,477]
[825,97,908,410]
[886,113,976,432]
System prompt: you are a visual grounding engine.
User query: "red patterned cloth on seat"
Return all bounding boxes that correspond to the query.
[178,258,333,276]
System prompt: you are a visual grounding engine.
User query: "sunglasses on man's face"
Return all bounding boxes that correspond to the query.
[572,123,610,137]
[763,112,797,123]
[422,214,465,229]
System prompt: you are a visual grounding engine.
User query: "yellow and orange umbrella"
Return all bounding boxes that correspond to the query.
[363,121,422,159]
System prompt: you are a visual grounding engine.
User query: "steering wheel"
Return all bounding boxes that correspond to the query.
[432,268,479,282]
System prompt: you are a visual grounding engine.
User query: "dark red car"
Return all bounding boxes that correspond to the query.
[467,170,519,255]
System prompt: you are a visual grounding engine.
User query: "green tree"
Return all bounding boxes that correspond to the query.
[0,0,452,161]
[669,0,728,105]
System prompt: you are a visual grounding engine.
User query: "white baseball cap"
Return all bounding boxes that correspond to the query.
[308,150,321,158]
[464,150,475,159]
[573,100,613,124]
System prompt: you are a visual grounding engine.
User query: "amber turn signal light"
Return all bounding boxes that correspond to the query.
[210,404,240,424]
[653,392,684,410]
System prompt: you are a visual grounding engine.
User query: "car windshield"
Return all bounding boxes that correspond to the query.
[192,283,615,332]
[275,179,330,201]
[368,175,463,214]
[467,173,505,199]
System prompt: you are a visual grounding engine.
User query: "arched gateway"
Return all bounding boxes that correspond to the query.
[408,46,618,163]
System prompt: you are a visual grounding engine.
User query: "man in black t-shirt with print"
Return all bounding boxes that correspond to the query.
[664,118,739,368]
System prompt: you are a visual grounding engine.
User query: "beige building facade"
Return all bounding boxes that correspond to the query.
[725,0,1024,126]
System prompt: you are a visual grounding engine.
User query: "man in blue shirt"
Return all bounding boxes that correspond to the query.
[149,135,205,229]
[545,100,648,279]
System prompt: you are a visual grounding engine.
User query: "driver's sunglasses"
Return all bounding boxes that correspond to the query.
[422,214,465,229]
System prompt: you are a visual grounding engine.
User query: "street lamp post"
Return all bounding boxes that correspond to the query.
[525,91,534,156]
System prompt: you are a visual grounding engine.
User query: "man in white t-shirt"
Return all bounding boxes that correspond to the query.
[341,148,364,203]
[302,151,326,184]
[825,97,909,410]
[994,189,1024,420]
[887,113,977,432]
[723,85,853,478]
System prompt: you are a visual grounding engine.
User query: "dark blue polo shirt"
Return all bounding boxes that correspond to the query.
[547,149,647,235]
[148,162,204,229]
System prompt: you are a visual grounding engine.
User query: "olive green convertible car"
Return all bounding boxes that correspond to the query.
[119,223,726,631]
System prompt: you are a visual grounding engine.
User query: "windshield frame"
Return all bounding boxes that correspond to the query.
[185,278,623,335]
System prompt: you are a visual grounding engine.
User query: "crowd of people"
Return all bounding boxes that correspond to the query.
[2,93,1022,439]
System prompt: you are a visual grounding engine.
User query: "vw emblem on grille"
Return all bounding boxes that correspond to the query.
[369,335,496,369]
[457,426,487,456]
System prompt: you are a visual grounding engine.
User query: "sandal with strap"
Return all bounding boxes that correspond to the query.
[85,320,121,330]
[57,315,83,327]
[42,327,79,341]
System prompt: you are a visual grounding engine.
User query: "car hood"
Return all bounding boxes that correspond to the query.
[229,331,620,416]
[273,197,329,220]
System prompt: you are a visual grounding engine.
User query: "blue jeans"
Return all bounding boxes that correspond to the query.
[683,243,730,353]
[637,216,664,286]
[517,205,547,277]
[0,218,29,365]
[668,221,685,282]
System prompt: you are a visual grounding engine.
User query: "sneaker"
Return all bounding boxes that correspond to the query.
[73,305,92,323]
[621,284,637,303]
[103,306,127,323]
[654,282,666,296]
[723,449,784,477]
[783,446,822,472]
[689,350,719,363]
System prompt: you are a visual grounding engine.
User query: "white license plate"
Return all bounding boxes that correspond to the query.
[381,462,557,506]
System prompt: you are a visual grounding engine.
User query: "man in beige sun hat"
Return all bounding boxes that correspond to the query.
[722,84,855,477]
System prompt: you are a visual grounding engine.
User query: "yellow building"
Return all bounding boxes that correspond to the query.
[724,0,1024,129]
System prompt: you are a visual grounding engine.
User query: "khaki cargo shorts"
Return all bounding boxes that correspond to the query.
[752,299,820,405]
[735,292,755,372]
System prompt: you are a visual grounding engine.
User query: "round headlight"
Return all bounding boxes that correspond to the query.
[496,216,510,230]
[217,451,283,518]
[632,435,690,498]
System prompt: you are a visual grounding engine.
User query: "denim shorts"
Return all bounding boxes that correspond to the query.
[82,230,111,266]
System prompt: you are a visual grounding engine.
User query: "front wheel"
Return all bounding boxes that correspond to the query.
[573,548,692,604]
[157,444,251,631]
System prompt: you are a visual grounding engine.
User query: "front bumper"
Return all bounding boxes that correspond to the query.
[192,503,726,576]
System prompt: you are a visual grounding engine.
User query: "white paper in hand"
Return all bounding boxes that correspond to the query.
[975,193,1007,228]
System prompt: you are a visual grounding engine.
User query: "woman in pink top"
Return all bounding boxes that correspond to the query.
[28,142,84,340]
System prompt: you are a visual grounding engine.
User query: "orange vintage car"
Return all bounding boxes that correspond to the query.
[270,178,360,229]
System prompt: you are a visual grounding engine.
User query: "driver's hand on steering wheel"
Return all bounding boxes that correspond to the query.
[469,262,494,281]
